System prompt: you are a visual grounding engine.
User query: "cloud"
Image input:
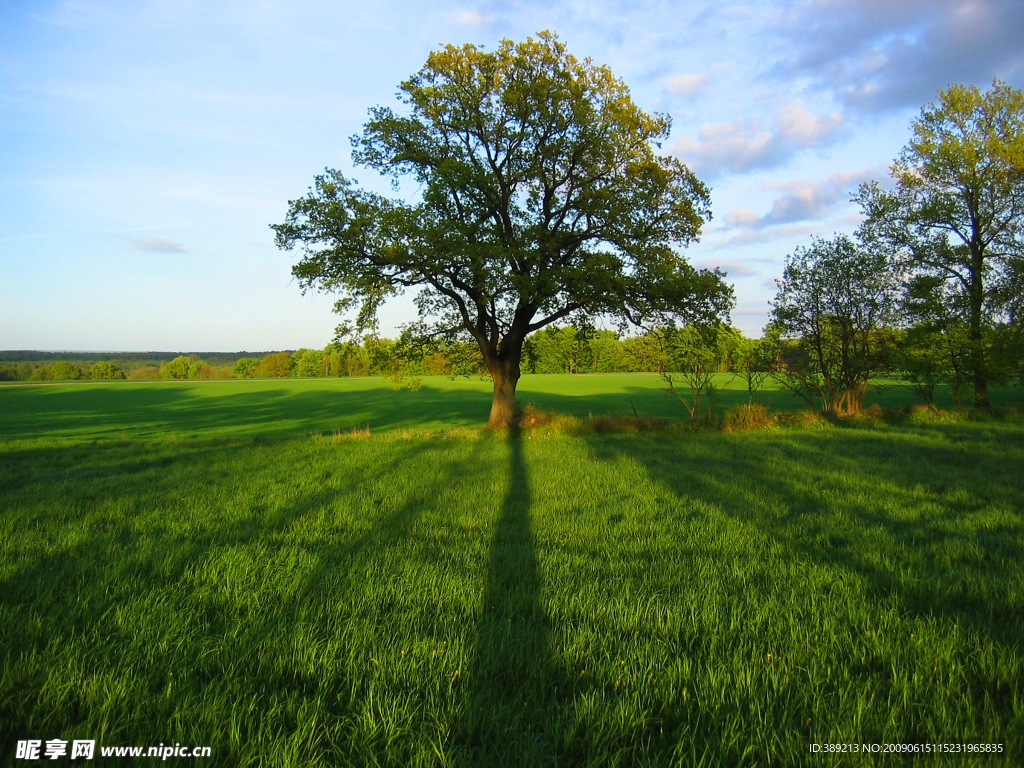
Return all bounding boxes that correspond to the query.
[773,0,1024,114]
[722,168,879,232]
[454,10,494,25]
[696,257,756,277]
[760,168,877,226]
[726,209,760,227]
[672,100,843,176]
[666,72,710,97]
[133,238,189,253]
[715,224,820,248]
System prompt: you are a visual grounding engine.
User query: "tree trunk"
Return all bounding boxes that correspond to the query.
[969,247,991,409]
[973,366,991,409]
[487,357,521,429]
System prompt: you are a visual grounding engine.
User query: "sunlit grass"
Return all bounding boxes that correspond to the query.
[1,378,1022,765]
[2,374,1020,444]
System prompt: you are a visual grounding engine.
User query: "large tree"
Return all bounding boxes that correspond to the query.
[857,80,1024,409]
[272,32,732,427]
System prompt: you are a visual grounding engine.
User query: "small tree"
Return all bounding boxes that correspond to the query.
[769,234,898,416]
[732,335,774,405]
[273,32,732,427]
[662,324,722,423]
[895,273,977,411]
[894,323,970,411]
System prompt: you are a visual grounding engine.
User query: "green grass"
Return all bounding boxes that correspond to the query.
[1,376,1023,766]
[1,373,1020,443]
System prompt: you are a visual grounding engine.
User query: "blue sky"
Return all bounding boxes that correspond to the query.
[2,0,1021,351]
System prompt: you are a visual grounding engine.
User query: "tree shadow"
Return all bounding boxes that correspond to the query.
[578,424,1024,758]
[456,429,562,766]
[584,427,1024,649]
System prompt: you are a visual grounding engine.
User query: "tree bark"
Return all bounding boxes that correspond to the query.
[487,356,521,429]
[969,248,991,409]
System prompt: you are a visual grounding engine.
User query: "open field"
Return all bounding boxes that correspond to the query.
[1,376,1023,766]
[2,373,1022,443]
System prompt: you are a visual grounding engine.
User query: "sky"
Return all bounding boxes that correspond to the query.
[1,0,1022,351]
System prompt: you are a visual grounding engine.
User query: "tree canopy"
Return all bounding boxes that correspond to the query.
[857,80,1024,408]
[769,234,898,415]
[273,32,732,426]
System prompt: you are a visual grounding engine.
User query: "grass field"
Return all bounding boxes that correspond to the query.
[1,375,1023,766]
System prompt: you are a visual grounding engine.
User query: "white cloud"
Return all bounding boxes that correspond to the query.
[454,11,494,25]
[672,100,844,176]
[722,168,879,231]
[133,238,189,253]
[726,209,760,227]
[696,257,756,277]
[716,224,819,248]
[666,72,710,97]
[775,100,843,146]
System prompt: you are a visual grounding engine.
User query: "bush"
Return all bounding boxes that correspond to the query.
[904,405,966,425]
[129,366,160,380]
[773,409,831,430]
[422,352,453,376]
[722,404,773,433]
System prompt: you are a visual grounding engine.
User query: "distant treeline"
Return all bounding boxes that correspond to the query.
[4,323,1022,418]
[0,351,285,382]
[0,327,749,382]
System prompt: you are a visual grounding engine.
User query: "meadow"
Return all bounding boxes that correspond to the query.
[1,375,1022,766]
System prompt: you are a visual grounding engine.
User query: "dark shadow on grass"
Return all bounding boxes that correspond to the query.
[457,429,560,766]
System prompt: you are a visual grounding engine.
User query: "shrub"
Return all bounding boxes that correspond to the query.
[722,404,773,433]
[189,361,217,379]
[773,409,831,430]
[904,405,966,425]
[129,366,160,379]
